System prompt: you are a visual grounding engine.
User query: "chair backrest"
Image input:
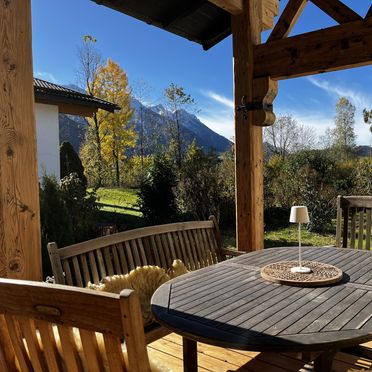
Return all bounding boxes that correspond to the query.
[336,195,372,249]
[0,279,150,372]
[48,217,222,286]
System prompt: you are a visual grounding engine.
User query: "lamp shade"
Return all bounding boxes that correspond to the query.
[290,206,309,224]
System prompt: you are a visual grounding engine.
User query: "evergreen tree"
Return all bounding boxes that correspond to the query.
[60,141,87,186]
[137,157,178,224]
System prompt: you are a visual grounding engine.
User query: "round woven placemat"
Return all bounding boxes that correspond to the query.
[260,261,343,287]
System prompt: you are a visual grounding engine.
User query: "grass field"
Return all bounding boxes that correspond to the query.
[95,188,144,230]
[95,187,336,248]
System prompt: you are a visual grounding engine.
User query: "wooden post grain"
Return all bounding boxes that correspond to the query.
[232,0,265,251]
[0,0,41,279]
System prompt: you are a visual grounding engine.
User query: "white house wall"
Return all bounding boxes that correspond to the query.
[35,103,60,181]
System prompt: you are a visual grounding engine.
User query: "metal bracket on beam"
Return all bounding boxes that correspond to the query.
[236,95,273,120]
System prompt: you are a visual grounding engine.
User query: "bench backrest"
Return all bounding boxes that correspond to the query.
[336,195,372,250]
[0,279,150,372]
[48,217,222,286]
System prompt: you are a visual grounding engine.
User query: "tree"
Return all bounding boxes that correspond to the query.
[264,115,315,157]
[137,157,178,225]
[76,35,104,186]
[363,108,372,133]
[164,83,195,168]
[177,142,221,220]
[93,59,136,186]
[60,141,87,186]
[332,97,356,157]
[132,79,151,171]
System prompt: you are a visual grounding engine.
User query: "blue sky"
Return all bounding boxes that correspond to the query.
[32,0,372,145]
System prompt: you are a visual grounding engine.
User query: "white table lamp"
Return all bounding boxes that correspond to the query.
[290,206,311,274]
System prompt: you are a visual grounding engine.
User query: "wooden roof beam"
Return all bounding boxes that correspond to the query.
[367,5,372,18]
[311,0,362,24]
[208,0,242,15]
[268,0,307,41]
[261,0,279,31]
[255,17,372,80]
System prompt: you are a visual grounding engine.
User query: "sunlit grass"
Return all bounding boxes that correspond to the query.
[93,188,336,248]
[222,225,335,249]
[95,188,142,217]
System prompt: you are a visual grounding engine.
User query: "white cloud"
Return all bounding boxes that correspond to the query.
[198,112,235,140]
[198,90,234,140]
[34,71,58,83]
[201,90,234,109]
[307,76,370,109]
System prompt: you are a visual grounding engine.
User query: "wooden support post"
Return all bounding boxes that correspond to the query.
[0,0,41,280]
[232,0,265,251]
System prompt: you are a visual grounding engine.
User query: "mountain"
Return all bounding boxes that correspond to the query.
[355,145,372,157]
[59,97,231,154]
[59,114,88,152]
[131,98,231,154]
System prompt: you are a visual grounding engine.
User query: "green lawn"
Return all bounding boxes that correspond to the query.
[222,226,335,249]
[96,187,142,217]
[94,188,336,248]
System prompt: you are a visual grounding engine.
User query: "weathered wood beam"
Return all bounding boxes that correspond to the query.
[311,0,362,24]
[208,0,242,15]
[232,0,265,251]
[268,0,307,41]
[255,17,372,80]
[252,77,277,127]
[0,0,41,279]
[261,0,279,31]
[57,103,97,117]
[367,5,372,18]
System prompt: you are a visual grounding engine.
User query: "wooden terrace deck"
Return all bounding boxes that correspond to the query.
[148,334,372,371]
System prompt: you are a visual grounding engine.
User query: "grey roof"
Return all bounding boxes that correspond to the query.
[91,0,231,50]
[33,78,120,112]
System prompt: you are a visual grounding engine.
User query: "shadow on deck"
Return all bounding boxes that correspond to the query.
[148,334,372,372]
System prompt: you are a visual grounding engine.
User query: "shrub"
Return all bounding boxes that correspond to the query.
[177,144,221,221]
[120,155,153,188]
[40,175,73,277]
[60,173,98,243]
[137,157,178,225]
[352,158,372,195]
[218,149,236,227]
[40,173,98,277]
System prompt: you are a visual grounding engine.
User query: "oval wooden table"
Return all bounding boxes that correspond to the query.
[151,246,372,372]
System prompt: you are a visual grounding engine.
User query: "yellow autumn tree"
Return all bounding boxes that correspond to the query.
[90,58,136,186]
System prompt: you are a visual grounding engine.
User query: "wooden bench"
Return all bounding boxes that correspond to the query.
[47,216,240,286]
[48,216,242,342]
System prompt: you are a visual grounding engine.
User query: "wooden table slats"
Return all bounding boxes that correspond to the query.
[152,247,372,353]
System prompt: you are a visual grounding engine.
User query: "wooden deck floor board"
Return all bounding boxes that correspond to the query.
[148,333,372,372]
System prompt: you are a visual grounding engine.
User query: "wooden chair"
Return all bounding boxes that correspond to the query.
[0,278,157,372]
[336,195,372,249]
[335,196,372,360]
